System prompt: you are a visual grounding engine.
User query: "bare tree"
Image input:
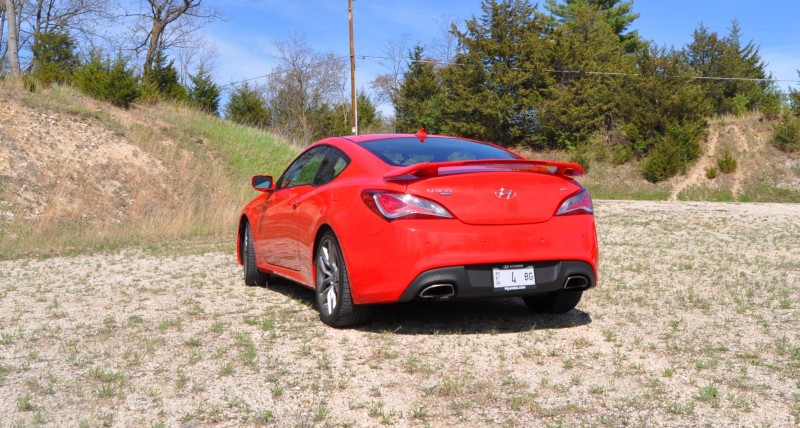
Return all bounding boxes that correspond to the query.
[3,0,21,76]
[24,0,114,43]
[266,33,347,142]
[128,0,219,76]
[1,3,7,68]
[369,34,411,107]
[176,38,216,85]
[430,16,458,65]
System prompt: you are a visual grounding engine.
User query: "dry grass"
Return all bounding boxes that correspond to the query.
[0,83,298,259]
[1,200,798,427]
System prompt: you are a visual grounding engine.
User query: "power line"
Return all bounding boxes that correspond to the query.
[220,52,800,90]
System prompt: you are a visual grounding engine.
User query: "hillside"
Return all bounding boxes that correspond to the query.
[541,114,800,203]
[0,81,298,258]
[1,82,798,258]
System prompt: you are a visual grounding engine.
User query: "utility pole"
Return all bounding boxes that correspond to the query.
[348,0,358,135]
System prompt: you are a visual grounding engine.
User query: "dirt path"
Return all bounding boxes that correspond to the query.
[1,201,799,427]
[730,125,749,198]
[670,126,719,200]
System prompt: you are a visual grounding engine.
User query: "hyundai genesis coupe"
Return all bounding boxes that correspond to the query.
[237,131,598,327]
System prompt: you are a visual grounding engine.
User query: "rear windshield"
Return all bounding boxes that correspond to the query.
[359,137,519,166]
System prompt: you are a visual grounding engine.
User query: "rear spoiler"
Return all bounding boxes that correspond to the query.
[383,159,585,180]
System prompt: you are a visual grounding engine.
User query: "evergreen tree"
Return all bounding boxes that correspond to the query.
[188,66,221,115]
[31,30,79,86]
[623,44,711,181]
[73,50,140,108]
[539,2,632,147]
[546,0,640,51]
[313,92,378,138]
[685,20,769,115]
[394,46,443,133]
[142,49,187,101]
[440,0,553,147]
[225,82,270,128]
[790,74,800,117]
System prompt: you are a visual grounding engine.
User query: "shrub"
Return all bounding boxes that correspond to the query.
[140,49,186,104]
[31,31,79,87]
[705,166,718,179]
[73,50,139,108]
[731,93,749,117]
[641,122,703,183]
[772,114,800,152]
[567,142,591,173]
[224,82,270,128]
[716,150,737,174]
[188,66,221,116]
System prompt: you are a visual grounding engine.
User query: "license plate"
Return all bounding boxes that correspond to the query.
[493,266,536,291]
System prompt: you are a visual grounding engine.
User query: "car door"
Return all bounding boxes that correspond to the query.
[257,146,328,270]
[293,147,351,281]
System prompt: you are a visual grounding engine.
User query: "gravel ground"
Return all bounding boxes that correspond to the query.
[1,200,798,427]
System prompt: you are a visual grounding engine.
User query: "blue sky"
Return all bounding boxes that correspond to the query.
[205,0,800,111]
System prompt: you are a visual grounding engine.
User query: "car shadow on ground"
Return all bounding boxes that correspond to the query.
[264,277,592,335]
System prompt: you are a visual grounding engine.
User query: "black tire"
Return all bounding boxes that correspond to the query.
[315,231,371,327]
[242,223,269,287]
[523,289,583,314]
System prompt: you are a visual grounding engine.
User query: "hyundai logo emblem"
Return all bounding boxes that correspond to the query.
[495,188,516,199]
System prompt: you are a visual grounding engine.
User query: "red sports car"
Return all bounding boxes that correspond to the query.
[237,132,598,327]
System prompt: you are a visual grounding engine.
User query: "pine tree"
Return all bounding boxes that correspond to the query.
[685,20,769,115]
[31,31,79,86]
[394,45,443,134]
[188,66,221,115]
[539,2,632,147]
[225,82,270,128]
[142,49,187,101]
[790,72,800,117]
[440,0,553,147]
[546,0,640,51]
[73,50,140,108]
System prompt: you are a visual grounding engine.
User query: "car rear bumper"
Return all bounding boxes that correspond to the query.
[341,214,598,304]
[396,260,596,302]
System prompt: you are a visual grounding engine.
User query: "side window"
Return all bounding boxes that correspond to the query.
[277,147,327,190]
[313,147,350,186]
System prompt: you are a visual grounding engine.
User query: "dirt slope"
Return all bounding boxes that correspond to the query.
[668,113,800,201]
[0,85,174,229]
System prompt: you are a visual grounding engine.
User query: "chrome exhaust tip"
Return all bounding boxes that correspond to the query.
[419,283,455,299]
[564,276,589,290]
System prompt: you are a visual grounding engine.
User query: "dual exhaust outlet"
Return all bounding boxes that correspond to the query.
[418,275,589,299]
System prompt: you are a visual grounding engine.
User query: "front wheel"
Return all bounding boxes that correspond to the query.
[523,289,583,314]
[315,231,371,327]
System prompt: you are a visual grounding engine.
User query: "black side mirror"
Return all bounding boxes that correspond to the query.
[251,175,275,192]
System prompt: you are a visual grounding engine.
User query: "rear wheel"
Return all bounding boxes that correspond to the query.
[315,231,371,327]
[523,289,583,314]
[242,223,269,286]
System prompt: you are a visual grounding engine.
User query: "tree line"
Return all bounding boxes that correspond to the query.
[2,0,799,180]
[384,0,798,181]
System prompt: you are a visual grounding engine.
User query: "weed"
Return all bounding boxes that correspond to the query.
[220,362,235,376]
[18,394,34,411]
[696,383,720,407]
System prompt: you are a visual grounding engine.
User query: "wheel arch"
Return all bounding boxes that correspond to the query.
[312,224,335,260]
[236,214,250,265]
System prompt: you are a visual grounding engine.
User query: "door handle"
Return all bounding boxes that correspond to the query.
[292,202,299,209]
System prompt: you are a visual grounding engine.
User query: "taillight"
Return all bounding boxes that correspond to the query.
[556,189,593,215]
[361,191,453,220]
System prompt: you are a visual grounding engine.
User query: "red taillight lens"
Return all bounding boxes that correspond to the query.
[556,189,593,215]
[361,191,453,220]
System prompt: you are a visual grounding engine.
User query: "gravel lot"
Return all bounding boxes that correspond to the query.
[1,200,798,427]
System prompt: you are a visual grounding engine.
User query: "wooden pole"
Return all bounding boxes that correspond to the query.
[348,0,358,135]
